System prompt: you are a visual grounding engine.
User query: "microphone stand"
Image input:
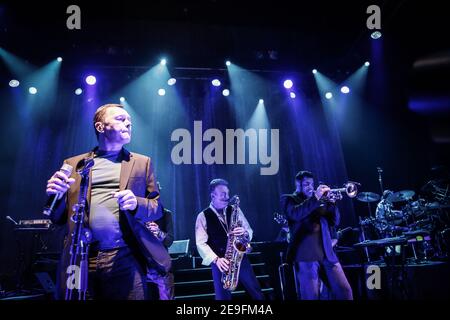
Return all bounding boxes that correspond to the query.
[65,159,93,300]
[377,167,384,195]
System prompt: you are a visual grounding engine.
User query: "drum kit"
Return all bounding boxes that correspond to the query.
[354,174,450,262]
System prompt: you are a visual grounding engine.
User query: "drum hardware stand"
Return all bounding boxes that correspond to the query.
[358,216,371,262]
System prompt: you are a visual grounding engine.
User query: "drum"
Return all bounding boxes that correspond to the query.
[385,210,406,225]
[359,217,383,240]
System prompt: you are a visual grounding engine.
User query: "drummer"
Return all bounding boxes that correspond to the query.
[375,190,405,236]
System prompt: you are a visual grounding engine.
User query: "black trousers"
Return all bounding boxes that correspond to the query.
[211,255,265,300]
[293,260,353,300]
[88,246,147,300]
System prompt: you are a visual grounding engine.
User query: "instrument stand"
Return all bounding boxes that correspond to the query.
[12,227,52,294]
[277,252,288,301]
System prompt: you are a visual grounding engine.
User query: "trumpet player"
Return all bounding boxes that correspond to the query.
[195,178,264,300]
[280,171,353,300]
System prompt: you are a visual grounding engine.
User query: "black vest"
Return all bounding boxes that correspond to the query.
[204,206,233,257]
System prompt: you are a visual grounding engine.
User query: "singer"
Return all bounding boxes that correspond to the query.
[45,103,171,300]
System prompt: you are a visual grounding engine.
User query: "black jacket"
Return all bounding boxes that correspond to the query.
[280,192,340,263]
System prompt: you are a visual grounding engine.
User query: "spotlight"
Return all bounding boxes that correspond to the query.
[158,88,166,96]
[259,99,264,104]
[160,59,167,65]
[222,89,230,96]
[283,79,293,89]
[57,57,63,62]
[29,87,37,95]
[212,79,221,87]
[312,69,318,74]
[75,88,83,95]
[9,79,20,87]
[364,61,370,67]
[325,92,333,100]
[226,61,231,66]
[119,97,126,102]
[340,86,350,94]
[167,78,177,86]
[290,92,296,99]
[85,75,96,85]
[371,31,382,39]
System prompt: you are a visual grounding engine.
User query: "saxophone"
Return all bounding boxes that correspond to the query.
[221,195,252,291]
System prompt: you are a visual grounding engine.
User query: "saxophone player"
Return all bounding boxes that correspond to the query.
[195,178,264,300]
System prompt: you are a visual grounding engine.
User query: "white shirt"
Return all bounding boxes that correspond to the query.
[195,203,253,266]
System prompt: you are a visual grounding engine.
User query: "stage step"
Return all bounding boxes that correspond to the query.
[174,275,271,297]
[175,287,275,300]
[174,262,269,282]
[170,251,276,300]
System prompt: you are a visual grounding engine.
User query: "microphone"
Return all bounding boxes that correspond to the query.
[43,163,73,216]
[5,215,18,225]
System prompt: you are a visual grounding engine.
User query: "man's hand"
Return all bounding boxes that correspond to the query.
[315,184,331,200]
[112,190,137,211]
[231,226,246,236]
[215,257,230,273]
[145,221,164,239]
[146,221,160,233]
[46,170,76,198]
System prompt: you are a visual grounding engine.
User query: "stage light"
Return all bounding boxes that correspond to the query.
[312,69,318,74]
[371,31,382,39]
[226,61,231,66]
[57,57,63,62]
[325,92,333,99]
[259,99,264,104]
[364,61,370,67]
[160,59,167,65]
[158,88,166,96]
[29,87,37,95]
[222,89,230,96]
[167,78,176,86]
[9,79,20,87]
[75,88,82,95]
[212,79,221,87]
[119,97,126,102]
[290,92,296,99]
[85,75,96,85]
[340,86,350,94]
[283,79,293,89]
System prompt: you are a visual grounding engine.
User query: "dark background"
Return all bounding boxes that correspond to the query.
[0,0,449,278]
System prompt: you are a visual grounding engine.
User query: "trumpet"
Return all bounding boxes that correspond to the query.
[321,181,360,202]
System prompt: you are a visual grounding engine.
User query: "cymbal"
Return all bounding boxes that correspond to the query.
[425,202,450,210]
[356,192,380,203]
[387,190,415,202]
